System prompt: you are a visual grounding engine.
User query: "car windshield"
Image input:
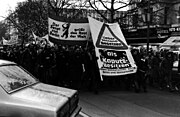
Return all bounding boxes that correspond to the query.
[0,65,37,93]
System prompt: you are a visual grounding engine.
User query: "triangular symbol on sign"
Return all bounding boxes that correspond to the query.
[96,23,128,49]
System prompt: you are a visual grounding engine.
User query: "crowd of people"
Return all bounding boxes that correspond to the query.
[0,43,179,93]
[0,42,101,93]
[131,47,178,92]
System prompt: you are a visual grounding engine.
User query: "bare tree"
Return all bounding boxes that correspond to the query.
[0,21,7,40]
[88,0,136,23]
[6,0,48,45]
[48,0,89,18]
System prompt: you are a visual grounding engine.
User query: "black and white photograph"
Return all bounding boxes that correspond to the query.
[0,0,180,117]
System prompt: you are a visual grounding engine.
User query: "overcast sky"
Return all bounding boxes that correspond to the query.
[0,0,26,21]
[0,0,129,21]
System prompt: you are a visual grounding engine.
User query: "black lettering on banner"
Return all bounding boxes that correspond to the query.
[69,28,88,39]
[99,49,131,69]
[50,22,60,37]
[96,24,128,49]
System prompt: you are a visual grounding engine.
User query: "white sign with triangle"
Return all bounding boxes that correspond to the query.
[88,17,137,77]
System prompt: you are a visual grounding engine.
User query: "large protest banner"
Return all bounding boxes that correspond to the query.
[48,16,90,45]
[88,17,137,77]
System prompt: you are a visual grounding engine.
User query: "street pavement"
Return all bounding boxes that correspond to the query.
[79,87,180,117]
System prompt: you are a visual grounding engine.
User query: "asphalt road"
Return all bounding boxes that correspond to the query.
[79,88,180,117]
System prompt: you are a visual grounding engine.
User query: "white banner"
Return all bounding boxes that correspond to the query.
[48,17,90,42]
[88,17,137,77]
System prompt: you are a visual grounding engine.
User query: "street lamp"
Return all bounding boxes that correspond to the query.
[142,0,151,55]
[140,0,151,55]
[147,0,150,55]
[141,0,150,55]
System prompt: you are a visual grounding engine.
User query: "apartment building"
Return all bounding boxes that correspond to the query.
[124,0,180,46]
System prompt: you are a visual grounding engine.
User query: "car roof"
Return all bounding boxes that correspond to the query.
[0,59,16,66]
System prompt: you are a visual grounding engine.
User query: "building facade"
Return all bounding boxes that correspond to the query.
[124,0,180,46]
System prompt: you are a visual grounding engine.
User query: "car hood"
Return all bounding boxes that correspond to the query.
[11,83,70,111]
[33,83,77,98]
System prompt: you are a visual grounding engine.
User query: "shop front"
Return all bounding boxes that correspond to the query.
[123,25,170,46]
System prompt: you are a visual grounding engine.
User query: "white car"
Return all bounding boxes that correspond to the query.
[0,59,81,117]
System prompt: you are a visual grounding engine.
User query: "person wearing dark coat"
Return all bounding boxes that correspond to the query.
[160,51,174,91]
[150,52,161,87]
[131,49,148,93]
